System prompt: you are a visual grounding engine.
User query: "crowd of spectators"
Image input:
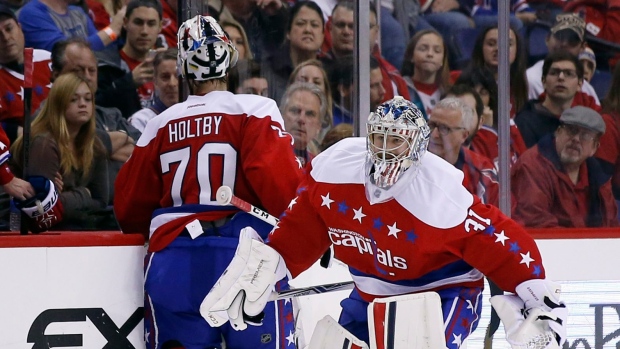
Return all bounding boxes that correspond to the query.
[1,0,620,231]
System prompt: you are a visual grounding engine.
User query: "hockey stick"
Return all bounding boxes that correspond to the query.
[20,48,34,235]
[269,281,355,301]
[215,186,355,293]
[216,186,279,226]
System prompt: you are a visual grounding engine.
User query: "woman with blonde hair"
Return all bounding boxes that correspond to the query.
[288,59,333,146]
[11,73,109,230]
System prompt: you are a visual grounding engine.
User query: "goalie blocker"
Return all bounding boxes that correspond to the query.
[13,176,63,232]
[491,279,568,349]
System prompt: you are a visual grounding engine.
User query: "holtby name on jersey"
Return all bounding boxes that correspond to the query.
[168,114,222,143]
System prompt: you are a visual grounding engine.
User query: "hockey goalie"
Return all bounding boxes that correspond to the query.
[201,97,568,348]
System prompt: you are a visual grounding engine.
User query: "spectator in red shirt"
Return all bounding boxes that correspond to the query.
[512,106,618,228]
[0,5,52,142]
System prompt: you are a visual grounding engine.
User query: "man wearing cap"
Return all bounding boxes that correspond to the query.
[526,13,600,104]
[0,5,52,143]
[511,106,618,228]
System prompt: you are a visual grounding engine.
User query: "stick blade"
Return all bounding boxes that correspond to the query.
[216,186,233,206]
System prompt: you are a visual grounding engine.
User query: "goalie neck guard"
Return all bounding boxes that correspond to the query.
[366,96,430,188]
[177,15,239,81]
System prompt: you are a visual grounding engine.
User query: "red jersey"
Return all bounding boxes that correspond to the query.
[0,126,14,185]
[119,50,155,107]
[471,122,528,168]
[159,0,177,49]
[86,0,110,30]
[114,91,303,251]
[268,138,544,301]
[458,147,499,207]
[374,52,411,102]
[0,49,52,124]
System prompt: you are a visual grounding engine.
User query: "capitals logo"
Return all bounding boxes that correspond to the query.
[327,228,408,270]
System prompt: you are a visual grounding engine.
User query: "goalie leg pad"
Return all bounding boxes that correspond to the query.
[368,292,447,349]
[306,315,369,349]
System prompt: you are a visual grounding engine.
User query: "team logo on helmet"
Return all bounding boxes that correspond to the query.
[177,15,239,81]
[366,96,430,188]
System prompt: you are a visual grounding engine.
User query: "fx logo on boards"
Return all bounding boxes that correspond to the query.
[27,307,143,348]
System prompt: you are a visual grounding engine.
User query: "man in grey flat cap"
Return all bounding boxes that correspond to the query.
[511,106,619,228]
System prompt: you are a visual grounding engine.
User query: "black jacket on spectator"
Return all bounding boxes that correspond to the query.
[514,99,560,148]
[233,5,289,63]
[95,47,142,118]
[262,42,295,103]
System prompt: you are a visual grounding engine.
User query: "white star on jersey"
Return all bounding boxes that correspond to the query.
[353,207,366,223]
[452,333,463,347]
[466,300,474,312]
[295,157,303,168]
[269,222,280,235]
[286,330,295,346]
[520,251,534,268]
[494,230,509,246]
[321,193,334,209]
[288,197,298,210]
[17,86,24,100]
[387,222,401,238]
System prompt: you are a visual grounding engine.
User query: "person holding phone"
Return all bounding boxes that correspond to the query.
[96,0,163,117]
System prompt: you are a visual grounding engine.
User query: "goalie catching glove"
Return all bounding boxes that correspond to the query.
[13,176,63,232]
[490,279,568,349]
[200,226,287,331]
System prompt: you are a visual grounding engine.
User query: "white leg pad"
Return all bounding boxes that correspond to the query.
[368,292,447,349]
[306,315,369,349]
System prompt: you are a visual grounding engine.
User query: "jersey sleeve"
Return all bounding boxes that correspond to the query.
[114,137,163,236]
[452,199,545,293]
[267,173,332,277]
[239,102,303,216]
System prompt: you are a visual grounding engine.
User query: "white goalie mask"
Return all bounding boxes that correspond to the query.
[366,96,430,188]
[177,15,239,81]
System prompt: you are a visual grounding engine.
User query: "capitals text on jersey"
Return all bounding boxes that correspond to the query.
[328,227,407,270]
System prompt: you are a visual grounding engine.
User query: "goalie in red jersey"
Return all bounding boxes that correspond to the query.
[201,96,569,349]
